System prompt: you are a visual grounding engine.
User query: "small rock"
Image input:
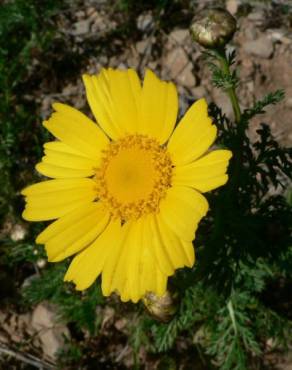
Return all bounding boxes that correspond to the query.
[268,29,290,44]
[114,318,128,332]
[148,60,158,70]
[243,36,274,59]
[212,88,234,119]
[117,62,127,70]
[31,302,69,359]
[136,12,154,32]
[101,307,115,329]
[41,96,53,119]
[226,0,239,15]
[164,47,189,77]
[244,26,258,40]
[72,20,91,36]
[286,97,292,109]
[169,29,189,44]
[164,47,196,88]
[62,83,78,96]
[36,258,47,269]
[109,55,118,67]
[86,6,96,17]
[0,332,9,344]
[91,12,112,33]
[268,29,283,42]
[191,86,208,99]
[248,11,264,22]
[136,39,149,54]
[177,62,196,88]
[88,9,100,23]
[246,80,254,93]
[10,224,27,241]
[75,10,85,20]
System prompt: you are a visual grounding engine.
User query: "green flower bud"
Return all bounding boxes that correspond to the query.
[142,290,179,323]
[190,8,237,48]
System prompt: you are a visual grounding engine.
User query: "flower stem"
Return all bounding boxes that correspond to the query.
[216,48,242,124]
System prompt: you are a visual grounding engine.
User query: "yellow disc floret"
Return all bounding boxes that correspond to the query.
[95,134,173,220]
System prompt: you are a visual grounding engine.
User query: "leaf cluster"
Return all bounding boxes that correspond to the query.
[203,49,239,91]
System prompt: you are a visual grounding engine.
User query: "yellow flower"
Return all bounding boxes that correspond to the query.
[22,69,232,303]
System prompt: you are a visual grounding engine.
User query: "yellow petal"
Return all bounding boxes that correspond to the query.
[82,72,120,140]
[168,98,216,165]
[149,215,175,276]
[36,202,100,243]
[102,218,168,302]
[44,142,99,170]
[83,69,142,139]
[173,149,232,192]
[23,199,95,221]
[136,217,168,298]
[22,178,95,196]
[123,220,143,302]
[22,178,97,221]
[139,69,178,144]
[64,219,119,290]
[159,186,209,241]
[102,219,154,302]
[36,162,94,178]
[181,240,195,267]
[155,270,168,296]
[36,203,109,262]
[105,69,142,134]
[140,243,156,294]
[43,103,109,160]
[23,184,96,207]
[44,141,88,157]
[133,217,167,298]
[101,222,130,297]
[156,214,194,268]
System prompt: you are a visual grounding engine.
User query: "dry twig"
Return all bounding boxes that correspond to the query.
[0,342,55,369]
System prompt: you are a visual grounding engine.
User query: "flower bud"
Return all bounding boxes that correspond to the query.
[190,8,237,48]
[142,290,179,323]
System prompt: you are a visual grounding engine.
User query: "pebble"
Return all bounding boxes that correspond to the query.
[169,29,189,44]
[248,11,265,23]
[136,39,149,54]
[31,302,70,359]
[191,86,208,99]
[243,36,274,58]
[36,258,47,269]
[268,29,291,44]
[286,98,292,109]
[164,47,189,77]
[177,62,196,88]
[72,20,91,36]
[10,224,27,241]
[226,0,239,15]
[212,89,234,119]
[136,13,154,32]
[164,46,197,87]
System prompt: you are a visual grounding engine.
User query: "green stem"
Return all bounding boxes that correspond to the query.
[216,49,241,124]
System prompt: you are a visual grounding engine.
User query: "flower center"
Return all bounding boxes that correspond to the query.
[95,134,173,220]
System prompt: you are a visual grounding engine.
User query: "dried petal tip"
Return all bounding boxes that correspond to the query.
[142,290,179,323]
[190,8,237,48]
